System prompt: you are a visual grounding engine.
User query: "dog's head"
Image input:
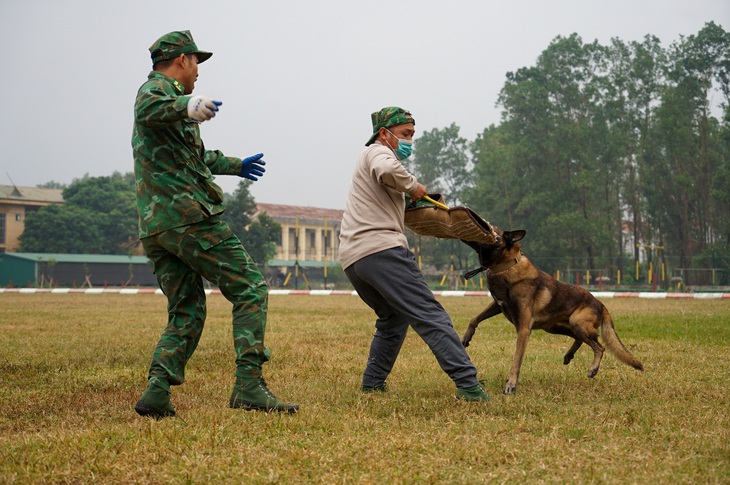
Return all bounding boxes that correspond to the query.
[462,228,526,279]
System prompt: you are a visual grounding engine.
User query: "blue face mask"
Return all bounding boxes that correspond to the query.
[386,129,413,160]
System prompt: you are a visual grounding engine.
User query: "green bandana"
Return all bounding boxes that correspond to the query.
[365,107,415,146]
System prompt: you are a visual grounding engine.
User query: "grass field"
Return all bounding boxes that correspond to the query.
[1,293,728,484]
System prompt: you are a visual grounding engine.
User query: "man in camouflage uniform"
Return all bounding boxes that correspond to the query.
[132,30,298,418]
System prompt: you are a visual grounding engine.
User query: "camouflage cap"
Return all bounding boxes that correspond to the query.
[149,30,213,65]
[365,107,415,146]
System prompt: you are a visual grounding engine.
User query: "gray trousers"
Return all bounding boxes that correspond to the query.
[345,246,479,389]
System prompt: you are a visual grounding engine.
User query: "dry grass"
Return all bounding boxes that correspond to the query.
[1,294,728,484]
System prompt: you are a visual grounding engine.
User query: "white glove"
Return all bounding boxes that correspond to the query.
[187,96,222,122]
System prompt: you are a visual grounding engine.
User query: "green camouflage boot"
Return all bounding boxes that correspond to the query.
[229,377,299,414]
[456,384,491,402]
[134,380,176,419]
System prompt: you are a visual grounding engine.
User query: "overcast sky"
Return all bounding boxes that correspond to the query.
[1,1,727,209]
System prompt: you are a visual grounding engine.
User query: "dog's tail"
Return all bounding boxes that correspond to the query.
[600,307,643,371]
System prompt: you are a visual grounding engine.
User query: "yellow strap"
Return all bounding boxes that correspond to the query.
[423,195,450,210]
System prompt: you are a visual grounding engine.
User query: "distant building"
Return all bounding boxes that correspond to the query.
[0,184,64,253]
[255,203,343,268]
[0,185,345,285]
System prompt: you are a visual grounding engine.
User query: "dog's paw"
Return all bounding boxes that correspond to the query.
[460,331,473,347]
[503,383,517,394]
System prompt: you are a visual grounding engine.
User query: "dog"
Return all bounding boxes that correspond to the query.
[460,229,643,394]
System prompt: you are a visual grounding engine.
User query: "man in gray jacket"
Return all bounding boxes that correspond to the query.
[339,107,489,402]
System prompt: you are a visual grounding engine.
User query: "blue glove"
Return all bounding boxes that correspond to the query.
[239,153,266,181]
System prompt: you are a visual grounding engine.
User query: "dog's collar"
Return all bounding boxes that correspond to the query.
[487,252,522,275]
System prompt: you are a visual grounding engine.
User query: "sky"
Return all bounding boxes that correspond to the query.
[1,1,727,210]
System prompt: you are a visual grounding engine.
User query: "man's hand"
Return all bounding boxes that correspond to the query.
[240,153,266,181]
[187,96,222,122]
[409,183,428,202]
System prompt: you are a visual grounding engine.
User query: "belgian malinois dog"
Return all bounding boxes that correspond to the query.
[461,229,643,394]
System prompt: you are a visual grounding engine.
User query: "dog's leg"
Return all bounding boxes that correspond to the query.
[461,300,502,347]
[569,310,605,378]
[563,339,582,365]
[504,315,532,394]
[584,337,605,378]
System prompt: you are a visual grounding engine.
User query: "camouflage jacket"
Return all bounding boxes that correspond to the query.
[132,71,242,238]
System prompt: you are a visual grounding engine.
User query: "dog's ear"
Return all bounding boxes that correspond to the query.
[504,230,526,245]
[511,230,526,242]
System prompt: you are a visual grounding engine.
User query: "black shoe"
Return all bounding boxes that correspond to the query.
[361,382,387,393]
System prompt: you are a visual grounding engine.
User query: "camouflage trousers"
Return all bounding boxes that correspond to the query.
[141,215,270,391]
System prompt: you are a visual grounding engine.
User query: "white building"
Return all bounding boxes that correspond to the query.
[254,203,343,268]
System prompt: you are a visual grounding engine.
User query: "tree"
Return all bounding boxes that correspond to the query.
[466,124,520,230]
[222,180,256,234]
[221,180,281,265]
[242,213,281,265]
[62,172,138,254]
[410,123,471,205]
[20,173,137,254]
[613,35,666,270]
[476,34,615,273]
[649,22,730,267]
[713,106,730,247]
[19,205,106,253]
[405,124,474,280]
[22,173,280,262]
[36,181,67,190]
[467,24,730,279]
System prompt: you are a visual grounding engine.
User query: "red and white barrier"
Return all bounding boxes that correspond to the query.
[1,288,729,299]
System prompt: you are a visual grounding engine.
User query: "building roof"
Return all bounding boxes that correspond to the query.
[256,203,344,225]
[1,252,150,264]
[0,184,64,203]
